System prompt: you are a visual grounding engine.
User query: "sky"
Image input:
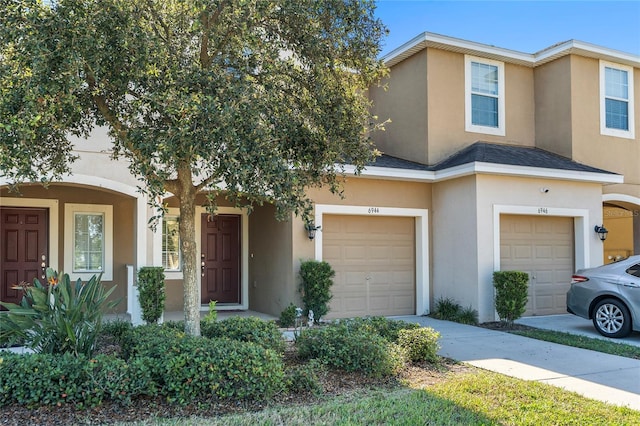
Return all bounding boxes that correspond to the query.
[374,1,640,58]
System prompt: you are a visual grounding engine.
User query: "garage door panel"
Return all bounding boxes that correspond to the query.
[323,215,415,319]
[501,215,574,316]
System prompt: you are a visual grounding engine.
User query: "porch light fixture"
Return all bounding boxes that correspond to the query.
[305,223,321,240]
[594,225,608,241]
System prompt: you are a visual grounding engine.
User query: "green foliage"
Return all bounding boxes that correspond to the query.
[137,267,166,324]
[296,324,405,377]
[0,268,117,357]
[286,359,326,395]
[397,327,441,363]
[336,316,421,342]
[279,303,298,328]
[203,300,218,324]
[0,352,154,408]
[493,271,529,325]
[201,316,285,354]
[120,324,186,362]
[299,260,335,322]
[431,297,478,325]
[1,0,387,336]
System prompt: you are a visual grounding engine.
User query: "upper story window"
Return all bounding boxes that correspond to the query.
[162,215,181,271]
[600,60,635,139]
[465,55,506,136]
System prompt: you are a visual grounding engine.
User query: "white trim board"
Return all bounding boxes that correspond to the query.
[313,204,430,316]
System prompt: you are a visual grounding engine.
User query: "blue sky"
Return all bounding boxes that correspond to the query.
[374,1,640,57]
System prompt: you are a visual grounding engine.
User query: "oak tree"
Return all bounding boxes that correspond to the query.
[0,0,387,335]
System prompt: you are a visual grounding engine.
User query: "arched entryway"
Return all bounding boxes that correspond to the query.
[602,194,640,264]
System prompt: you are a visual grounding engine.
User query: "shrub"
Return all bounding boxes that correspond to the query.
[296,324,405,377]
[279,303,298,328]
[137,267,166,324]
[286,359,325,395]
[201,316,285,354]
[0,352,154,408]
[299,260,335,322]
[397,327,440,363]
[202,300,217,324]
[493,271,529,325]
[337,316,421,343]
[120,324,186,361]
[431,297,478,325]
[0,268,117,357]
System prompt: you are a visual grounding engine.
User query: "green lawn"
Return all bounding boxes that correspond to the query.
[125,369,639,425]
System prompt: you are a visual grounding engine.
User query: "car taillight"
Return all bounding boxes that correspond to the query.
[571,275,589,283]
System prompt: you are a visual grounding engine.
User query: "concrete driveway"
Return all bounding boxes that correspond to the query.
[393,315,640,411]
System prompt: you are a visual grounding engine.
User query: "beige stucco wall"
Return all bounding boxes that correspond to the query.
[603,206,635,262]
[431,174,604,322]
[0,184,135,313]
[534,56,573,158]
[431,175,478,315]
[426,49,536,165]
[369,50,429,163]
[570,57,640,186]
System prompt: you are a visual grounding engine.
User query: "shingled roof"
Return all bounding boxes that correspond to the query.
[431,142,617,174]
[370,142,617,176]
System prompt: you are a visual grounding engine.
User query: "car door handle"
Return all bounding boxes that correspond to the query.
[623,282,640,288]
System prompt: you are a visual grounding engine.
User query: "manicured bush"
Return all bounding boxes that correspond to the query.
[299,260,335,322]
[0,268,117,357]
[296,324,405,377]
[279,303,298,328]
[201,316,285,354]
[337,316,421,342]
[397,327,440,363]
[0,352,155,408]
[137,267,166,324]
[146,336,285,403]
[120,324,186,361]
[493,271,529,325]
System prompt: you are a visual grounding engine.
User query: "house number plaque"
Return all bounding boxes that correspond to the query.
[537,207,549,214]
[368,207,380,214]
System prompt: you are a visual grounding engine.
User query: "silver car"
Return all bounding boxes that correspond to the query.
[567,255,640,338]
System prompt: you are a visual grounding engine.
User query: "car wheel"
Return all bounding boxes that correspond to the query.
[592,298,632,338]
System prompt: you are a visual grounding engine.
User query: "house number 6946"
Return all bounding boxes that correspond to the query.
[368,207,380,214]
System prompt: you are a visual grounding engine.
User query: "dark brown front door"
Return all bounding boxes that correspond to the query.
[1,207,49,308]
[201,214,241,304]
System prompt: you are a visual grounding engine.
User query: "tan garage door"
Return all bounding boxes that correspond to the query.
[500,215,574,316]
[322,215,415,319]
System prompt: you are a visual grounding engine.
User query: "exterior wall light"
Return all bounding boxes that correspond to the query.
[594,225,608,241]
[305,223,321,240]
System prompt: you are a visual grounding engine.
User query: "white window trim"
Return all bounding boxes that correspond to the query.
[154,208,182,279]
[600,60,635,139]
[465,55,506,136]
[64,203,113,281]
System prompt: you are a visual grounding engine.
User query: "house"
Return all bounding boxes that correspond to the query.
[1,32,638,323]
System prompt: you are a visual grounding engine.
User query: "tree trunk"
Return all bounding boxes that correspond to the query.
[176,166,201,336]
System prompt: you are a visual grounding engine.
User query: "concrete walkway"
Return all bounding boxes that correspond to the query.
[393,315,640,411]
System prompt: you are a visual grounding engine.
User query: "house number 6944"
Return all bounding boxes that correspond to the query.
[368,207,380,214]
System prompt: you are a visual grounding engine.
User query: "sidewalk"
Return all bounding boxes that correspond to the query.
[393,315,640,411]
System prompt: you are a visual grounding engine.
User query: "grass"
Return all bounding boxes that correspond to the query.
[511,329,640,360]
[124,370,639,425]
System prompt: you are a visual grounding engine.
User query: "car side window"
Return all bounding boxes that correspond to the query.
[626,264,640,278]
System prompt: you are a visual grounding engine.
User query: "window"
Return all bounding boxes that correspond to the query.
[627,264,640,278]
[73,213,104,271]
[162,216,181,271]
[64,204,113,281]
[465,55,505,136]
[600,61,635,139]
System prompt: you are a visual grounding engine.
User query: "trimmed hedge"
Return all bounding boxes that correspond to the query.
[200,316,286,354]
[398,327,440,363]
[0,352,154,408]
[296,324,405,377]
[336,316,421,342]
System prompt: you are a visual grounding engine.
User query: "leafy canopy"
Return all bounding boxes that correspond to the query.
[0,0,387,218]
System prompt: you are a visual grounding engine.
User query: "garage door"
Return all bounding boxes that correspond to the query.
[500,215,574,316]
[322,215,415,319]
